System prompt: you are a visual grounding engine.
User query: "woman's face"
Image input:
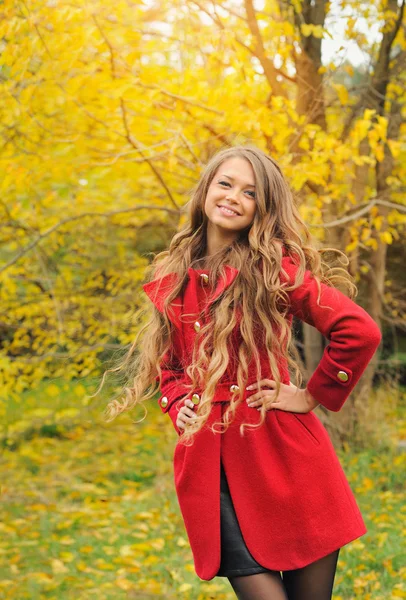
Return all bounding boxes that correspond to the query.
[204,157,257,233]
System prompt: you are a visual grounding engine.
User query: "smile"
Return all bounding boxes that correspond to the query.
[218,205,240,217]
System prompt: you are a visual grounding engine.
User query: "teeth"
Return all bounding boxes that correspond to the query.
[220,206,238,215]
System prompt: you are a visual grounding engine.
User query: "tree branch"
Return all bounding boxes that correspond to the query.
[0,205,181,273]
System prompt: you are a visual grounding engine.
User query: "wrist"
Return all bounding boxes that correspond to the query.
[302,387,319,412]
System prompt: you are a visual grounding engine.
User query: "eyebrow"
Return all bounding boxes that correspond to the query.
[220,174,256,188]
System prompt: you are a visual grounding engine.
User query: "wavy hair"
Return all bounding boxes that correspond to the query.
[96,144,356,445]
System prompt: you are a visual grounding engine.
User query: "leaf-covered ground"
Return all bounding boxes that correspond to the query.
[0,382,405,599]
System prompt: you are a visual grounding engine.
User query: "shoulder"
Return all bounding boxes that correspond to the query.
[280,253,301,284]
[256,246,303,285]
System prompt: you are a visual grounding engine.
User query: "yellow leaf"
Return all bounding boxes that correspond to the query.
[177,537,189,547]
[51,559,69,574]
[136,511,154,519]
[46,384,60,398]
[375,144,385,162]
[76,561,92,572]
[55,408,80,420]
[150,537,165,550]
[380,231,393,244]
[388,139,401,158]
[116,578,134,591]
[364,108,376,120]
[27,408,53,418]
[391,590,406,598]
[301,24,325,38]
[333,83,349,105]
[59,552,74,562]
[375,115,388,140]
[363,477,374,491]
[361,228,371,241]
[366,238,378,250]
[74,384,87,397]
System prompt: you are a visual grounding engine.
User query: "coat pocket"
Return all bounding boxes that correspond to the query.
[292,413,320,446]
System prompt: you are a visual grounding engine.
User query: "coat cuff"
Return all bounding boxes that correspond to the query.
[306,341,378,412]
[156,373,190,434]
[306,355,352,412]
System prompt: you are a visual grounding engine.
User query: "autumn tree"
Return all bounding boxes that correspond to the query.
[0,0,405,441]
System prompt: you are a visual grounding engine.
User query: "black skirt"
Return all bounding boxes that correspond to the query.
[216,459,272,578]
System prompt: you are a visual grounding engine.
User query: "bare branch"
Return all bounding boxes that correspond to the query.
[138,83,224,115]
[120,99,180,211]
[311,198,406,229]
[0,205,181,273]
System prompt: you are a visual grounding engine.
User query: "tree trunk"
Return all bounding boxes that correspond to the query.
[356,0,404,396]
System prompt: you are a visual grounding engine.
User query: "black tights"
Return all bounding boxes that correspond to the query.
[228,549,340,600]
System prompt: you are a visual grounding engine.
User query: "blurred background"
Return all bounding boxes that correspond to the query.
[0,0,405,598]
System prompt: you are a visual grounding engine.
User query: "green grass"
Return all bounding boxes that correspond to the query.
[0,379,405,599]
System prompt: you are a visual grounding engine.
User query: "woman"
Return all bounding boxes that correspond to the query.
[103,145,382,599]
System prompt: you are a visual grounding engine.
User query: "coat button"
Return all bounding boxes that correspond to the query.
[191,393,200,405]
[194,321,201,332]
[229,384,239,393]
[161,396,168,408]
[200,273,209,285]
[337,371,349,382]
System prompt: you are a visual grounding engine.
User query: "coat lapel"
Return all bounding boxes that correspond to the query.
[142,266,239,327]
[142,272,183,327]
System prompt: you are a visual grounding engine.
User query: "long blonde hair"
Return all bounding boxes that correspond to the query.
[97,144,356,445]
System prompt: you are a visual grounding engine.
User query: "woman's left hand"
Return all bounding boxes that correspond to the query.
[246,380,319,413]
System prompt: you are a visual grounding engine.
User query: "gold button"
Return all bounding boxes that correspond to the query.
[191,393,200,405]
[194,321,201,332]
[161,396,168,408]
[229,384,239,393]
[337,371,349,382]
[200,273,209,285]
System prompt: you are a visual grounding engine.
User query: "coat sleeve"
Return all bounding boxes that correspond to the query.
[281,256,382,412]
[156,350,190,435]
[142,278,189,435]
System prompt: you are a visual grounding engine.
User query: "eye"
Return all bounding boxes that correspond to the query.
[219,181,256,198]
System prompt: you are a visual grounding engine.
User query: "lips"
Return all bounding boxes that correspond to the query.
[218,204,240,215]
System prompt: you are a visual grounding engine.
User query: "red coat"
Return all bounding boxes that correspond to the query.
[142,255,382,580]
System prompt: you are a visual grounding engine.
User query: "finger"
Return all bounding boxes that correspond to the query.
[247,399,262,407]
[264,379,277,388]
[247,390,276,405]
[246,379,277,391]
[246,379,264,391]
[179,414,190,425]
[247,391,269,406]
[180,413,197,425]
[181,408,196,418]
[185,399,195,408]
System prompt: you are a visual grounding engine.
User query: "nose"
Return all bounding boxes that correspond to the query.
[225,191,238,202]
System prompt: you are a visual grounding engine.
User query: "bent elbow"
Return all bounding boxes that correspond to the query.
[370,322,382,350]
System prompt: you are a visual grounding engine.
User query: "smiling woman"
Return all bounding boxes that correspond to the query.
[100,144,382,600]
[204,158,257,247]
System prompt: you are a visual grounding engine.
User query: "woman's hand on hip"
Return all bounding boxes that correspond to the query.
[176,399,198,431]
[246,380,319,413]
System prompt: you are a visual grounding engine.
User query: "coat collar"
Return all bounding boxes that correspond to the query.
[142,265,239,326]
